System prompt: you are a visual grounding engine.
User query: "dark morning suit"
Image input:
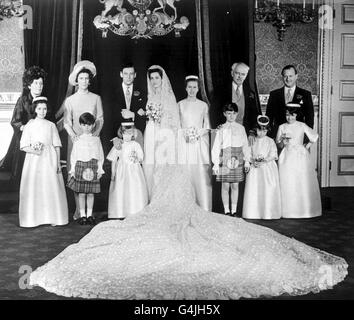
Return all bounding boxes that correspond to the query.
[113,83,147,138]
[212,81,262,134]
[266,86,314,139]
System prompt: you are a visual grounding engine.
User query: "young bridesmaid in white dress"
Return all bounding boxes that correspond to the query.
[178,75,212,211]
[242,115,281,219]
[107,123,148,219]
[276,104,322,218]
[19,97,68,228]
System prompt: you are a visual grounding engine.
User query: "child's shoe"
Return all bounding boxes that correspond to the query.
[87,216,96,225]
[78,217,87,225]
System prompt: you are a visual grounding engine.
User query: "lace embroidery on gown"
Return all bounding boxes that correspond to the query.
[29,67,347,299]
[30,163,347,299]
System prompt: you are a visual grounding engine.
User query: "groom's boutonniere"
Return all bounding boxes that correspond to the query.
[249,92,255,99]
[133,90,140,97]
[296,94,303,104]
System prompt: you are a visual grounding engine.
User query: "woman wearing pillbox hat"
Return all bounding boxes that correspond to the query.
[63,60,104,220]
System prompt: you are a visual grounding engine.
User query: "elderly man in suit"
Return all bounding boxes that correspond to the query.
[266,64,314,138]
[212,62,261,143]
[229,62,261,136]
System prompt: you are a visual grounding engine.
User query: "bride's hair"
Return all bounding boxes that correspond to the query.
[148,68,163,79]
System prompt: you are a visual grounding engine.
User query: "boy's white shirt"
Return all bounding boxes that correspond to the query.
[69,133,105,175]
[211,122,251,171]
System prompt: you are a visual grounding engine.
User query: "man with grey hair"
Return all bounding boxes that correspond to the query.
[213,62,261,140]
[229,62,261,138]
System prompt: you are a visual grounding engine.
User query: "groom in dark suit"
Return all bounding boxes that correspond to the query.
[112,62,147,137]
[266,64,314,138]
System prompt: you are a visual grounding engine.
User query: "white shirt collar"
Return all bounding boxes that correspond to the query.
[223,121,239,129]
[122,83,133,92]
[232,82,243,92]
[284,85,296,95]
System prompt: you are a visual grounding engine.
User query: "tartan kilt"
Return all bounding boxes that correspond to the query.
[67,159,101,194]
[216,146,245,183]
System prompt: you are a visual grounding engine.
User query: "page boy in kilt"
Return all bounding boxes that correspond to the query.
[211,102,251,216]
[67,112,104,225]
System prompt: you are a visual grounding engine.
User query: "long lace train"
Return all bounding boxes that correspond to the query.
[29,165,348,299]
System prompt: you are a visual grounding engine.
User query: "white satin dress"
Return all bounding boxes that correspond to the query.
[107,141,148,219]
[276,121,322,218]
[19,118,68,227]
[242,136,281,219]
[29,165,347,299]
[178,98,212,211]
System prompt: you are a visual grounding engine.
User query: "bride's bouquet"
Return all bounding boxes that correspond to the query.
[184,127,200,144]
[31,141,44,152]
[146,102,162,123]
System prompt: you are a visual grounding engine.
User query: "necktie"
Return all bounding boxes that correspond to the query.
[286,88,292,104]
[125,86,131,108]
[236,85,242,100]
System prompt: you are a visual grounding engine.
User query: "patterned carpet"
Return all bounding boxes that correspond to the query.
[0,188,353,300]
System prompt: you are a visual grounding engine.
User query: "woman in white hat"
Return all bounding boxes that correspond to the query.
[63,60,104,220]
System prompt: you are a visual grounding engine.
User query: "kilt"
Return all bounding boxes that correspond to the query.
[67,159,101,194]
[216,146,245,183]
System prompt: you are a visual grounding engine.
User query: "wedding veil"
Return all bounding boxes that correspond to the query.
[147,65,180,131]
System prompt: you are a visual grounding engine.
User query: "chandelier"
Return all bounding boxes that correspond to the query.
[254,0,318,41]
[0,0,24,21]
[93,0,190,39]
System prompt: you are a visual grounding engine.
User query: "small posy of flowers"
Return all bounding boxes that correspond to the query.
[281,132,292,140]
[184,127,200,144]
[128,151,141,164]
[146,102,162,123]
[253,155,265,166]
[31,141,44,151]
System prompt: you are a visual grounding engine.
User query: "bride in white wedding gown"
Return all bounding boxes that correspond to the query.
[29,66,348,299]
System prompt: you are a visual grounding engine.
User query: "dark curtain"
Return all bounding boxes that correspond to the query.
[206,0,258,213]
[81,0,198,155]
[23,0,79,164]
[23,0,78,118]
[208,0,259,127]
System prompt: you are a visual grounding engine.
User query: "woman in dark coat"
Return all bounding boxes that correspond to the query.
[0,66,48,184]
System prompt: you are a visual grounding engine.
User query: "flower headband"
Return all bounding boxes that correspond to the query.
[32,96,48,103]
[286,103,301,108]
[257,115,269,126]
[185,75,199,81]
[121,122,135,127]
